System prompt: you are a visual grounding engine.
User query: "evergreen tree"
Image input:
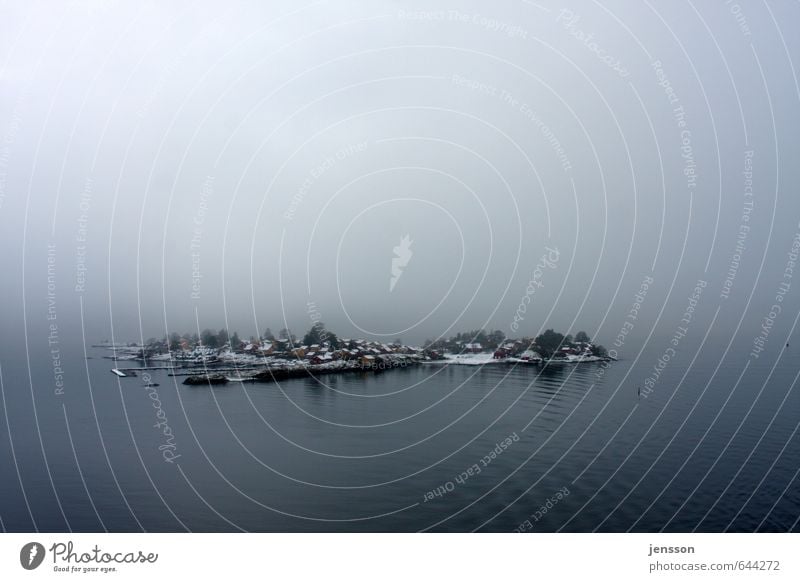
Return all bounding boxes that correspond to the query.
[534,329,566,358]
[303,323,324,346]
[200,328,218,348]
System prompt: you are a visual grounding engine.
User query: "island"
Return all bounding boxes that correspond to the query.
[104,324,612,386]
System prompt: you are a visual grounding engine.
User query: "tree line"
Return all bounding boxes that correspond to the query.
[144,324,606,359]
[423,328,606,359]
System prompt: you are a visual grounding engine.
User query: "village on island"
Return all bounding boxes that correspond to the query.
[102,325,613,385]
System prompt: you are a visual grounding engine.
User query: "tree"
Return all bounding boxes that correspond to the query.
[575,331,591,343]
[534,329,566,358]
[200,328,218,348]
[450,329,489,347]
[230,331,241,350]
[217,328,229,347]
[427,338,447,351]
[303,322,326,346]
[262,328,275,341]
[487,329,506,348]
[168,332,181,351]
[590,344,608,357]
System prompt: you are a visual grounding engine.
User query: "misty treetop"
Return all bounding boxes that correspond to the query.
[146,325,606,360]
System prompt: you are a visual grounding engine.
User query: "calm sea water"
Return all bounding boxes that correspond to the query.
[0,341,798,532]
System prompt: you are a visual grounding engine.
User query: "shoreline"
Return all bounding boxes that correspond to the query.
[109,352,615,386]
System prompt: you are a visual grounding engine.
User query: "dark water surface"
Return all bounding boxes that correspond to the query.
[1,342,798,532]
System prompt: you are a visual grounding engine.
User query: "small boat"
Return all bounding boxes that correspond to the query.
[110,368,127,377]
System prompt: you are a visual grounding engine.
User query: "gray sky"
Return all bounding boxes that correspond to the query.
[1,0,798,347]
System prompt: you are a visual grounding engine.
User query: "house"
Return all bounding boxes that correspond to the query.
[464,343,482,353]
[309,354,329,365]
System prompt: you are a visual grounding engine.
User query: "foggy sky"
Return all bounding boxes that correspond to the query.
[1,0,799,349]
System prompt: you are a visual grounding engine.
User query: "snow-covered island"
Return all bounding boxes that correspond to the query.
[103,325,612,385]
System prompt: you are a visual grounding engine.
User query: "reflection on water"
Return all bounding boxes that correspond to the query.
[0,345,797,532]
